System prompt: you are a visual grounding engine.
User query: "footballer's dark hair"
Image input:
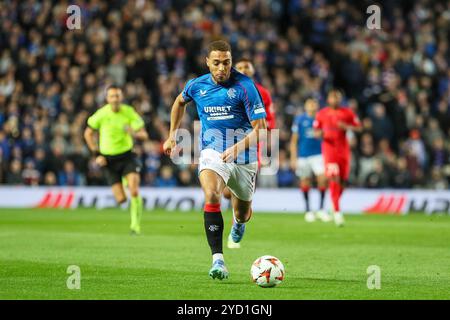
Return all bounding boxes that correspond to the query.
[328,88,344,96]
[106,84,122,92]
[207,40,232,56]
[235,57,253,64]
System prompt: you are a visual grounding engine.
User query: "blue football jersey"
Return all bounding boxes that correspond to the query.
[291,114,322,157]
[182,68,266,164]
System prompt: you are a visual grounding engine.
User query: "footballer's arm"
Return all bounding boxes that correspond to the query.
[313,129,323,139]
[126,127,149,141]
[84,127,107,166]
[337,122,362,133]
[84,127,99,154]
[221,118,267,162]
[163,93,188,155]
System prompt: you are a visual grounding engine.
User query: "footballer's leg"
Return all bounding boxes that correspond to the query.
[106,161,142,232]
[123,153,143,235]
[325,161,344,226]
[103,160,127,205]
[297,157,314,222]
[227,194,252,249]
[222,187,232,200]
[111,182,127,204]
[312,154,331,222]
[226,163,257,249]
[301,176,315,222]
[327,160,346,227]
[316,173,331,222]
[199,169,228,280]
[222,186,234,238]
[126,172,143,235]
[231,196,253,223]
[332,157,351,227]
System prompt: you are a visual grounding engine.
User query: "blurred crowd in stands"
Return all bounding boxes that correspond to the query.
[0,0,449,189]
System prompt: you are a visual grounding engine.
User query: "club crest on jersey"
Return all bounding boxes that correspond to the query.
[227,88,237,99]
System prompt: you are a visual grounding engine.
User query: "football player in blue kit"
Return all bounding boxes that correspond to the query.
[163,40,267,280]
[290,98,331,222]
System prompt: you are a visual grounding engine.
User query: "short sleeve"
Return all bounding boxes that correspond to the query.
[348,110,361,127]
[87,109,102,130]
[262,88,275,129]
[128,107,145,131]
[240,81,266,121]
[182,78,196,103]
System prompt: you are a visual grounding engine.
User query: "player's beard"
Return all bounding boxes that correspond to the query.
[213,72,230,84]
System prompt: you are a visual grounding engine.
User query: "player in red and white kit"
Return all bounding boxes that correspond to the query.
[313,90,361,226]
[236,59,276,169]
[225,57,276,248]
[234,58,276,140]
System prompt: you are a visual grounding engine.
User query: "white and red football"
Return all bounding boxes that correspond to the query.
[250,255,285,287]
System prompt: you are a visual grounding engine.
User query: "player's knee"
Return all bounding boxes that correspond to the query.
[223,188,231,200]
[300,179,311,188]
[116,196,127,205]
[204,189,222,204]
[234,212,248,223]
[241,215,252,223]
[129,187,139,198]
[234,208,252,223]
[317,176,327,186]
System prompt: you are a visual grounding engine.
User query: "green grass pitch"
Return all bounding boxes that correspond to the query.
[0,208,449,299]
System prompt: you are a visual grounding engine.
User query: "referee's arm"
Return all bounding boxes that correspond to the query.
[126,109,149,141]
[84,126,99,155]
[125,126,149,141]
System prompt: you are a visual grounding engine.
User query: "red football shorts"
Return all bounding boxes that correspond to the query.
[322,147,350,181]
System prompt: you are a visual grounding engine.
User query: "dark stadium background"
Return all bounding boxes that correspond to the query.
[0,0,449,190]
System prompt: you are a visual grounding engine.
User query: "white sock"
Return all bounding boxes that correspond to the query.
[213,253,224,263]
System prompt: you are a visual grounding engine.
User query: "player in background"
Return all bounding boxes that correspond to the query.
[290,98,331,223]
[234,58,276,133]
[84,85,148,235]
[224,57,276,249]
[313,90,361,226]
[163,40,267,280]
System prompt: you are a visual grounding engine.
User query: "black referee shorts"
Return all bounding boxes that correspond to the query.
[102,150,142,185]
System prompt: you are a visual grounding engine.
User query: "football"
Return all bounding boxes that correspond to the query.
[250,255,285,287]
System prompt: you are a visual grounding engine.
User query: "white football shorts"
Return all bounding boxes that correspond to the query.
[296,154,325,179]
[198,149,257,201]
